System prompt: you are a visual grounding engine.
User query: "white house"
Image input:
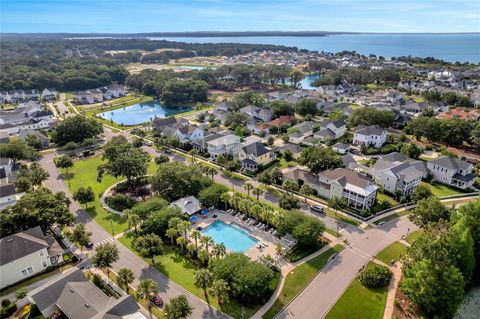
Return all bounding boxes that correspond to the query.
[353,125,387,148]
[239,105,273,122]
[207,134,241,160]
[0,227,53,289]
[234,142,276,172]
[373,159,423,196]
[314,119,347,142]
[289,121,314,144]
[427,156,475,189]
[174,125,204,143]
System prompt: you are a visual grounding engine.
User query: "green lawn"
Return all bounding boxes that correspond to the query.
[324,208,360,226]
[325,266,388,319]
[373,209,410,225]
[66,156,159,235]
[420,182,465,198]
[118,234,278,319]
[377,193,400,206]
[376,241,407,264]
[263,245,344,319]
[406,229,423,244]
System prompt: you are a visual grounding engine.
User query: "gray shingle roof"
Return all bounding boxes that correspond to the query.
[429,156,472,171]
[381,152,408,162]
[355,125,386,136]
[242,142,270,157]
[0,226,49,266]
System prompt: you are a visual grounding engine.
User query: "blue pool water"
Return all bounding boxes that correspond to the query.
[97,101,193,125]
[201,220,258,252]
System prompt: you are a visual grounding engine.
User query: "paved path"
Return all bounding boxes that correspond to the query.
[383,263,403,319]
[39,152,227,319]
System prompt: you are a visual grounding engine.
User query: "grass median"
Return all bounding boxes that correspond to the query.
[262,244,343,319]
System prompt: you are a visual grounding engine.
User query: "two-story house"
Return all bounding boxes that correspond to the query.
[314,119,347,142]
[239,105,273,122]
[207,134,241,160]
[289,121,314,144]
[41,88,57,101]
[427,156,475,189]
[174,125,204,143]
[373,159,423,196]
[0,227,58,289]
[353,125,387,148]
[283,167,377,209]
[234,142,276,172]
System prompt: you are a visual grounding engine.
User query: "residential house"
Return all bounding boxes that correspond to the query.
[9,90,25,104]
[314,119,346,142]
[427,156,475,189]
[207,134,241,160]
[28,268,145,319]
[151,116,188,132]
[272,143,303,159]
[174,125,204,143]
[0,226,63,289]
[332,143,350,155]
[437,108,480,121]
[19,130,50,148]
[254,115,294,134]
[24,89,40,101]
[239,105,273,122]
[0,91,11,104]
[373,159,423,196]
[353,125,387,148]
[234,142,276,172]
[289,121,314,144]
[41,88,57,101]
[0,183,24,209]
[284,167,377,209]
[193,133,225,153]
[170,196,201,215]
[100,84,126,100]
[73,89,103,104]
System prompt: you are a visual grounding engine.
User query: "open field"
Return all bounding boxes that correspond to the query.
[420,181,466,198]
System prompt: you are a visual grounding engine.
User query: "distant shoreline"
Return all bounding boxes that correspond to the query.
[2,31,479,39]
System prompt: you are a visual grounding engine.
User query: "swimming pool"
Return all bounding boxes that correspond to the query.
[201,220,258,253]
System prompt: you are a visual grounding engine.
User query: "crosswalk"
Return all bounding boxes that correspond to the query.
[93,237,115,247]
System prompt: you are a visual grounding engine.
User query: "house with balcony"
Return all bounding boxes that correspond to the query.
[353,125,387,148]
[427,156,475,189]
[373,159,423,196]
[314,119,347,142]
[234,142,276,172]
[207,134,241,160]
[283,167,377,209]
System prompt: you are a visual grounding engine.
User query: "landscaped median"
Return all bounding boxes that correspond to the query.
[262,244,344,319]
[375,241,407,265]
[63,155,159,235]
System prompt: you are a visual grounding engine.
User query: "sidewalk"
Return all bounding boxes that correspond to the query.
[383,263,403,319]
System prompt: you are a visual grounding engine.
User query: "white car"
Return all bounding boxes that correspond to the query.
[310,205,324,213]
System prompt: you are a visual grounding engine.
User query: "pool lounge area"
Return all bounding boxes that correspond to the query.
[201,220,258,253]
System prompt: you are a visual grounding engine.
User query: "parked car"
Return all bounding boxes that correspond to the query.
[143,140,153,146]
[148,292,163,307]
[164,148,172,154]
[86,241,94,249]
[310,205,324,213]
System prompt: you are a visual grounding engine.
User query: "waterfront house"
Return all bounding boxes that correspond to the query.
[427,156,475,189]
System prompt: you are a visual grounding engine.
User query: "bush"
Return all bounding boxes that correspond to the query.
[0,302,17,319]
[359,264,392,288]
[278,194,300,210]
[15,287,28,299]
[198,184,228,208]
[155,155,169,165]
[106,193,136,211]
[0,300,10,308]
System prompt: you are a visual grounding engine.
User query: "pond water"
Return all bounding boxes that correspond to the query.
[299,73,320,90]
[454,287,480,319]
[97,101,193,125]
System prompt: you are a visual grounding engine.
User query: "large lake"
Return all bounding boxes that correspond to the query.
[97,101,192,125]
[151,33,480,63]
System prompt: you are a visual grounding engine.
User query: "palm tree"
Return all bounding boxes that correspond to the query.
[198,249,209,265]
[166,227,178,245]
[117,267,134,293]
[191,230,201,251]
[210,279,230,304]
[128,213,140,233]
[176,236,186,251]
[300,184,313,202]
[201,236,214,254]
[252,187,264,201]
[328,197,347,216]
[214,243,226,258]
[137,279,158,317]
[186,243,196,257]
[275,243,284,258]
[189,149,198,163]
[282,180,298,195]
[220,192,230,210]
[208,167,218,180]
[177,221,191,241]
[231,193,242,213]
[194,268,213,297]
[243,182,254,197]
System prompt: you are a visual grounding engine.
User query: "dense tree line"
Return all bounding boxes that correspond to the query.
[422,90,474,108]
[313,67,401,86]
[347,107,395,128]
[140,50,196,64]
[405,115,478,147]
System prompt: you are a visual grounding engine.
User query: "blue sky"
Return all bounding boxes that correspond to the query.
[2,0,479,33]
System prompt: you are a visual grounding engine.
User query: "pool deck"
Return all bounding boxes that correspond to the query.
[196,209,280,261]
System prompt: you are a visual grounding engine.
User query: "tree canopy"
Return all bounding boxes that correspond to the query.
[298,146,342,174]
[52,116,103,146]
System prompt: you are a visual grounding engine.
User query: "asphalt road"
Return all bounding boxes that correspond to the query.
[276,216,417,319]
[39,152,227,319]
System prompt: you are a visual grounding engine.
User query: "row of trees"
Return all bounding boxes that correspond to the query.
[401,198,480,317]
[422,90,474,108]
[405,115,479,148]
[312,67,401,86]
